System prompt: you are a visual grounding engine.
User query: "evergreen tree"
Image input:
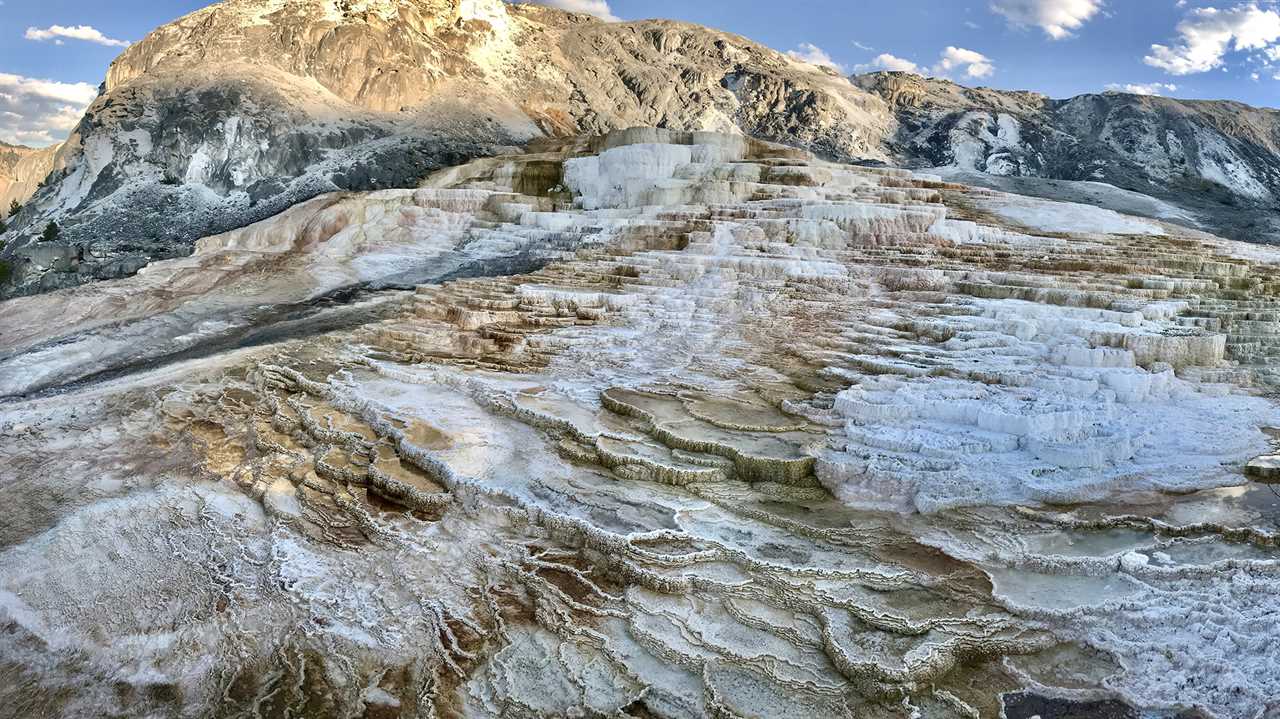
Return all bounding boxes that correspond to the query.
[0,216,6,233]
[40,221,60,243]
[7,200,18,218]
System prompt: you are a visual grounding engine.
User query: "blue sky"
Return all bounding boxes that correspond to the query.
[1,0,1279,146]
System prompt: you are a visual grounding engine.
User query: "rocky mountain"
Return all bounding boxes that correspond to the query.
[0,141,60,213]
[853,71,1280,245]
[3,0,1279,302]
[0,0,889,297]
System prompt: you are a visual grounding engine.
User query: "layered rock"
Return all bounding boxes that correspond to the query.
[3,130,1280,718]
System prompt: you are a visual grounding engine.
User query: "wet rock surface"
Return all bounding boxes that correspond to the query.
[3,129,1280,718]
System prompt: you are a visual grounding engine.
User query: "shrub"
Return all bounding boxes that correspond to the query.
[40,221,60,243]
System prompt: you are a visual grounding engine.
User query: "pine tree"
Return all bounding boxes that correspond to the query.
[7,200,18,218]
[40,221,60,243]
[0,216,6,233]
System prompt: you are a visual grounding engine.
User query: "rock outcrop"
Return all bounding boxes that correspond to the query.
[853,71,1280,245]
[4,129,1280,718]
[0,0,890,297]
[0,141,59,212]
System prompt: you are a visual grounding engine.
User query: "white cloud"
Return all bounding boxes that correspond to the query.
[989,0,1103,39]
[786,43,846,72]
[853,46,996,80]
[852,40,875,52]
[1104,81,1179,95]
[1145,4,1280,75]
[855,53,921,74]
[934,46,995,79]
[964,20,982,29]
[24,24,130,48]
[0,73,97,147]
[516,0,618,21]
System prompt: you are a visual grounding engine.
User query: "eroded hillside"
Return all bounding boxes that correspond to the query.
[855,71,1280,246]
[0,0,890,297]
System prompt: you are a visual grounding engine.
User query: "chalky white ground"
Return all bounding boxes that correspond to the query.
[2,129,1279,718]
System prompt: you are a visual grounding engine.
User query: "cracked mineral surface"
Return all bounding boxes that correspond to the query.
[3,129,1280,718]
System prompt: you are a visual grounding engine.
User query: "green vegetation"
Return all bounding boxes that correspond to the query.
[40,221,60,243]
[7,200,18,217]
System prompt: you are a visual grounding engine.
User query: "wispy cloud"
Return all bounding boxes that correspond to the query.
[1105,81,1179,95]
[515,0,619,22]
[25,24,131,48]
[1145,4,1280,75]
[787,43,846,72]
[989,0,1104,39]
[0,73,96,147]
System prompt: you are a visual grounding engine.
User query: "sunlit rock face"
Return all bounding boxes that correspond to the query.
[4,129,1280,718]
[0,141,60,211]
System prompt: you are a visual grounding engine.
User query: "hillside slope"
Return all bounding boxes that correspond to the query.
[4,3,1280,299]
[853,71,1280,245]
[0,0,890,296]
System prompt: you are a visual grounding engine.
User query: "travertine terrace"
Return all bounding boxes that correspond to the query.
[3,129,1280,717]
